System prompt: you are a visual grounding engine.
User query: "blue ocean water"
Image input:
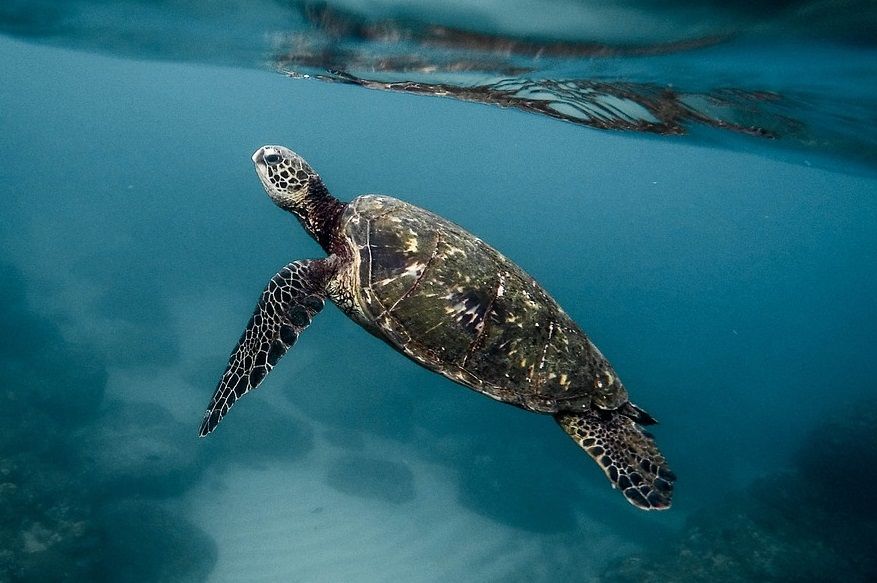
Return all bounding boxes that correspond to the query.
[1,1,876,581]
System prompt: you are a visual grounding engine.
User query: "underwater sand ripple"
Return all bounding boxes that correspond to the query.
[186,438,624,582]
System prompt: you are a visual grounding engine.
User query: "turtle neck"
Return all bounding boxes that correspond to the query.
[292,175,347,253]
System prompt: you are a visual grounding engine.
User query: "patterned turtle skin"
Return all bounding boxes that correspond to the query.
[199,145,675,511]
[339,195,627,414]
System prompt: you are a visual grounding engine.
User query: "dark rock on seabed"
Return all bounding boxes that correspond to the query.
[95,500,218,583]
[79,400,205,499]
[325,455,416,504]
[0,262,218,582]
[201,397,315,466]
[600,397,877,582]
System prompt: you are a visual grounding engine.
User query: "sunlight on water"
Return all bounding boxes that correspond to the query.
[1,1,876,581]
[1,0,876,171]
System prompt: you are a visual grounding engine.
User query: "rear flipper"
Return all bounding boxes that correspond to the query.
[555,406,675,510]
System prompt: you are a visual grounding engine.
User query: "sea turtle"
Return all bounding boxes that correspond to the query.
[199,145,675,510]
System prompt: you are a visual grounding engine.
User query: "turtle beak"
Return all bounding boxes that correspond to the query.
[252,147,265,166]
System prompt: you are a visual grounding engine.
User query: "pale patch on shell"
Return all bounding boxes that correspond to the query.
[403,261,426,278]
[403,237,419,253]
[443,245,466,257]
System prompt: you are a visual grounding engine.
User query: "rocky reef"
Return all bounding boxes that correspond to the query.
[601,398,877,582]
[0,263,217,582]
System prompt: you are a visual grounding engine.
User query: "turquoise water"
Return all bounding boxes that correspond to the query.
[1,2,876,581]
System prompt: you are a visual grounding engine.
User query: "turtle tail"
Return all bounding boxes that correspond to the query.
[555,406,675,510]
[619,401,658,425]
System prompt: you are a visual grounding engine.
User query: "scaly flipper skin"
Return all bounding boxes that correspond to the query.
[198,258,336,436]
[555,409,675,510]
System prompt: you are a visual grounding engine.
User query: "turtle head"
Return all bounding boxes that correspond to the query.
[252,145,320,214]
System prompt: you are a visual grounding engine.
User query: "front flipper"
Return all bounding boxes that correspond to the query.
[556,407,675,510]
[199,259,335,436]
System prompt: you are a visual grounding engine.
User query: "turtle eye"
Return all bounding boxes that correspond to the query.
[264,153,282,165]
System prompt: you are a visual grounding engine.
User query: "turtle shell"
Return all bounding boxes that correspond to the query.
[339,195,628,413]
